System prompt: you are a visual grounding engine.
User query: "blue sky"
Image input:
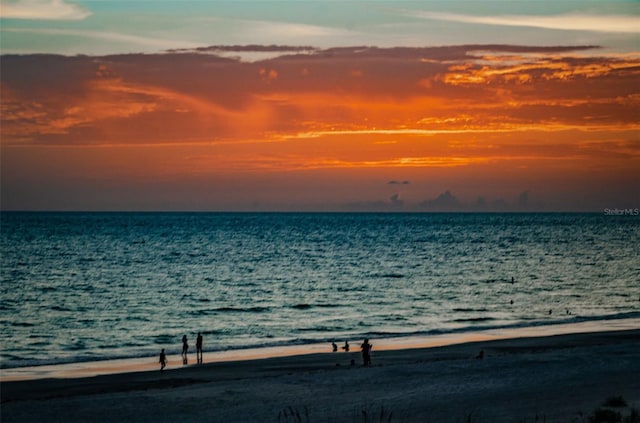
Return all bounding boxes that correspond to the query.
[1,1,638,56]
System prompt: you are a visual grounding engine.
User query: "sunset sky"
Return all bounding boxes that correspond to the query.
[1,1,639,211]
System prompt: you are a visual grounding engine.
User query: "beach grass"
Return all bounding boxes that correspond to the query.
[585,396,639,423]
[272,399,640,423]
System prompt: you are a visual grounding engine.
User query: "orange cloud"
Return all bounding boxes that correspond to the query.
[2,45,639,210]
[441,58,640,86]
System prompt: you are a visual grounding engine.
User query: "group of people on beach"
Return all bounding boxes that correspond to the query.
[332,339,372,366]
[159,332,204,371]
[160,335,373,371]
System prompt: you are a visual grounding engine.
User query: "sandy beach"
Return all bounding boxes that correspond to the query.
[2,328,638,423]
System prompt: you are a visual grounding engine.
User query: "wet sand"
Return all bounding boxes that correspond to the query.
[2,328,639,422]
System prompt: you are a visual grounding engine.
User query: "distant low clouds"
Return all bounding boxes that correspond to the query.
[517,190,530,209]
[1,0,91,20]
[388,180,410,185]
[419,190,461,211]
[417,190,538,212]
[345,189,541,212]
[389,193,403,207]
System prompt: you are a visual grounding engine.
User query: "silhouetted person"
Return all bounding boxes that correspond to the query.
[511,277,514,284]
[182,335,189,365]
[475,350,484,360]
[159,349,167,371]
[332,342,338,352]
[361,338,372,366]
[341,341,349,352]
[196,332,203,364]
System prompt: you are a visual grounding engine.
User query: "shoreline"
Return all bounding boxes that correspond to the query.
[2,316,639,382]
[2,327,639,422]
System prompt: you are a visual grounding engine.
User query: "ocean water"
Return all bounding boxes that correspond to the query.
[1,212,638,369]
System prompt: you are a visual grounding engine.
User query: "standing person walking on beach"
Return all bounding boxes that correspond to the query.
[196,332,203,364]
[361,339,372,366]
[159,348,167,371]
[181,335,189,365]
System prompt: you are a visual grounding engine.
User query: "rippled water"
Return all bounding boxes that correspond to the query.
[1,212,638,368]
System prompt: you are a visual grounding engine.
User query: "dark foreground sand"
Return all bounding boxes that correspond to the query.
[2,329,639,422]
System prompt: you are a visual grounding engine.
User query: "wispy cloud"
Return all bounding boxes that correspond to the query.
[403,10,639,34]
[191,15,359,46]
[1,0,91,20]
[3,27,200,50]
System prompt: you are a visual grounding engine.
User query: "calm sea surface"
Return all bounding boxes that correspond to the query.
[1,212,638,369]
